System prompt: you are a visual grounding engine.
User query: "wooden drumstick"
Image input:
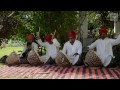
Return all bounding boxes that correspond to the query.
[36,27,40,37]
[54,30,56,36]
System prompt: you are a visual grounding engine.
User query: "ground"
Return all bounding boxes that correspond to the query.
[0,63,120,79]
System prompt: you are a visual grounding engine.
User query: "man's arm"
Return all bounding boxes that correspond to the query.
[32,43,38,53]
[110,34,120,46]
[77,42,82,56]
[87,40,97,50]
[53,38,61,48]
[37,36,47,47]
[62,43,67,54]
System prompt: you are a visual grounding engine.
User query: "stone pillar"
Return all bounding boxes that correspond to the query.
[81,11,88,39]
[80,11,95,51]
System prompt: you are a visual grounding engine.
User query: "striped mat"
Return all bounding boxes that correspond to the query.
[0,64,120,79]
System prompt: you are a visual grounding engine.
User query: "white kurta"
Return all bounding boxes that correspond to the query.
[62,40,82,65]
[20,42,38,57]
[88,35,120,67]
[52,38,61,52]
[37,38,60,63]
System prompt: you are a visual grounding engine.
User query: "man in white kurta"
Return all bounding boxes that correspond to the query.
[37,34,60,64]
[63,31,82,65]
[88,26,120,67]
[20,34,38,64]
[20,42,38,57]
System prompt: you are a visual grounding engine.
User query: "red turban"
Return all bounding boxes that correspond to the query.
[68,31,76,39]
[45,34,52,42]
[99,26,108,35]
[26,34,35,41]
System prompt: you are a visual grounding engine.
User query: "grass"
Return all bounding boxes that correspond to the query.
[0,46,46,58]
[0,46,23,57]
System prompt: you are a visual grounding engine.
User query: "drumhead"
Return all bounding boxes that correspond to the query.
[59,50,71,63]
[6,51,20,65]
[55,50,72,66]
[27,49,42,65]
[12,51,21,62]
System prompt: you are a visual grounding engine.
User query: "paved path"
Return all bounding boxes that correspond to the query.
[0,64,120,79]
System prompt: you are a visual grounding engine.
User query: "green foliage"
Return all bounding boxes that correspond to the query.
[0,11,83,45]
[32,11,82,46]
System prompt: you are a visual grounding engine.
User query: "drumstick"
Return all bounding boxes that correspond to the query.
[54,30,56,36]
[36,27,40,37]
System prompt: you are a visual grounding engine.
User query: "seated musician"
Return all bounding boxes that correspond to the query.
[37,34,60,64]
[20,34,38,64]
[87,26,120,67]
[62,30,82,66]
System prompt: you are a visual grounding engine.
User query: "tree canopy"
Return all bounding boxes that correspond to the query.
[0,11,119,46]
[0,11,83,47]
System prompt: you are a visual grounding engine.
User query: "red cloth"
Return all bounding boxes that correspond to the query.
[26,34,35,41]
[68,31,76,39]
[99,26,108,35]
[45,34,52,42]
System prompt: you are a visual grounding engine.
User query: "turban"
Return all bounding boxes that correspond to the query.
[99,26,108,35]
[45,34,52,42]
[68,31,76,39]
[26,34,35,41]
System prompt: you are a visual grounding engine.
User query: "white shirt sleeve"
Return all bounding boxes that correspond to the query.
[37,39,47,47]
[32,43,38,53]
[88,40,97,49]
[53,38,61,48]
[77,42,82,55]
[62,43,67,54]
[110,35,120,46]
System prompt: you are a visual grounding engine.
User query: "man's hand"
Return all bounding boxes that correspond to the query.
[73,53,79,56]
[51,33,55,39]
[52,35,55,39]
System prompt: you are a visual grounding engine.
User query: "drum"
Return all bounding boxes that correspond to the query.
[84,50,103,67]
[55,50,72,67]
[27,49,43,65]
[5,51,20,65]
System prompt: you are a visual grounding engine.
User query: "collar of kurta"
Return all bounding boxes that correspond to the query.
[100,37,108,40]
[69,40,76,45]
